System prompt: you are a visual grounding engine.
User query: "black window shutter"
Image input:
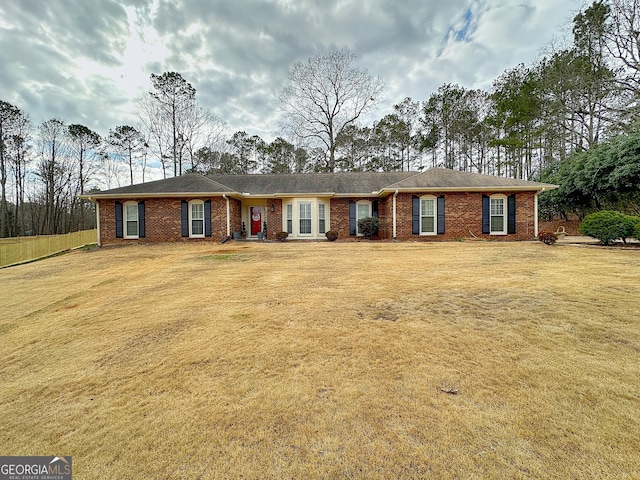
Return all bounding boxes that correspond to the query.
[437,196,445,235]
[482,195,490,234]
[372,200,379,219]
[115,202,123,238]
[412,196,420,235]
[204,200,212,237]
[138,202,145,238]
[181,200,189,237]
[349,201,356,235]
[507,194,516,234]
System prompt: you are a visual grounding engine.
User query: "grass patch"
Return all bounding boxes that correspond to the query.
[1,242,639,478]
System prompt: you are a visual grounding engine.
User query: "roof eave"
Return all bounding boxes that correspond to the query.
[379,185,559,194]
[80,184,559,202]
[81,192,238,201]
[247,192,385,198]
[333,193,384,198]
[271,192,336,198]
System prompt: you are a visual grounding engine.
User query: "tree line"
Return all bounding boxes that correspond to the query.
[1,0,639,237]
[0,72,227,237]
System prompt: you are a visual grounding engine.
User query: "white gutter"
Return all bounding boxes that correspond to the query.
[83,195,100,246]
[379,185,559,194]
[223,194,231,237]
[94,198,101,247]
[79,191,237,200]
[393,189,399,239]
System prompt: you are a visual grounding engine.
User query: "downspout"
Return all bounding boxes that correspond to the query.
[392,189,399,239]
[96,200,101,247]
[223,194,231,237]
[91,198,101,247]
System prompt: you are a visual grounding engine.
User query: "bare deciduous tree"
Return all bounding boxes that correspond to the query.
[606,0,640,96]
[139,94,171,178]
[280,49,383,172]
[68,124,101,229]
[182,105,227,172]
[36,118,73,234]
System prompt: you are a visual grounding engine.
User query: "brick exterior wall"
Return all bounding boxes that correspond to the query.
[265,199,283,238]
[229,197,242,236]
[330,192,537,241]
[392,191,536,241]
[329,198,351,239]
[379,196,392,239]
[329,197,390,241]
[98,191,538,244]
[98,197,233,245]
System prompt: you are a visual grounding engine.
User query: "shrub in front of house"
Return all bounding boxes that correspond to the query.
[626,216,640,241]
[275,231,289,242]
[357,217,379,239]
[619,215,638,244]
[578,210,635,245]
[325,230,338,241]
[537,231,558,245]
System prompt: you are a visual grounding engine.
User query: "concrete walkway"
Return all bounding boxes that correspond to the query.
[557,235,600,245]
[557,235,639,245]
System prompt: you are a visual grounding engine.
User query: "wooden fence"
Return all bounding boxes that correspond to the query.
[0,229,98,268]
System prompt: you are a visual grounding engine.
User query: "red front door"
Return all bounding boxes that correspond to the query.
[250,207,262,235]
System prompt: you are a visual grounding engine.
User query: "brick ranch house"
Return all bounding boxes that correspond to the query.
[82,168,557,246]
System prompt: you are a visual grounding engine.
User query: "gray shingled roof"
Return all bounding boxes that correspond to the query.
[84,169,556,198]
[85,173,234,197]
[207,172,416,195]
[384,168,557,191]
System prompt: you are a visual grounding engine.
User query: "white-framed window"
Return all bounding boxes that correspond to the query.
[356,200,372,236]
[318,203,326,234]
[283,198,330,238]
[190,200,204,237]
[490,194,507,235]
[124,201,139,239]
[286,203,293,234]
[420,195,437,235]
[299,202,312,235]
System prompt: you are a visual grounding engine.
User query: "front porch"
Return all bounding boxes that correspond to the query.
[235,198,282,240]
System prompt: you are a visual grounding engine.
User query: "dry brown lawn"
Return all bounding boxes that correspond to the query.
[1,241,639,479]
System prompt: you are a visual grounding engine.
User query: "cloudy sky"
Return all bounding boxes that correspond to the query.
[1,0,586,143]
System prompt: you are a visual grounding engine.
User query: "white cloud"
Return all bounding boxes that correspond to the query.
[0,0,584,144]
